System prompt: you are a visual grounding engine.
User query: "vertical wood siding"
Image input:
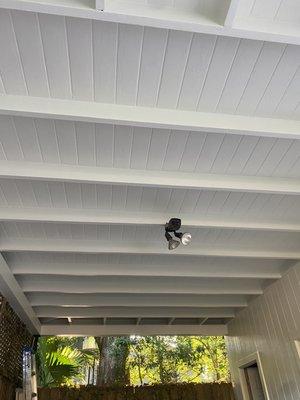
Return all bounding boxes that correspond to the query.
[226,262,300,400]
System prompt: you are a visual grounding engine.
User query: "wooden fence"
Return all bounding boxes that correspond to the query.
[38,383,235,400]
[0,375,16,400]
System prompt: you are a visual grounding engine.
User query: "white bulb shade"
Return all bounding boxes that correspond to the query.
[181,232,192,246]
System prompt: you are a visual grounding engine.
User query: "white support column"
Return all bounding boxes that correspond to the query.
[0,254,40,333]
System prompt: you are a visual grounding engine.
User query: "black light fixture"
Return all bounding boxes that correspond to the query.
[165,231,180,250]
[165,218,192,251]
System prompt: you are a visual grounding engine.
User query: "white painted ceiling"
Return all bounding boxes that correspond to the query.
[0,0,299,336]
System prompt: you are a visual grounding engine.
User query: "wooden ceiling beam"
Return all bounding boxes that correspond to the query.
[0,94,300,140]
[33,306,236,319]
[0,207,299,233]
[2,238,300,259]
[17,275,264,295]
[40,324,228,336]
[27,292,249,308]
[0,161,300,195]
[0,0,299,45]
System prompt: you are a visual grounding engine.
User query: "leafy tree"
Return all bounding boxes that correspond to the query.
[128,336,230,385]
[95,336,131,386]
[37,335,230,387]
[192,336,230,382]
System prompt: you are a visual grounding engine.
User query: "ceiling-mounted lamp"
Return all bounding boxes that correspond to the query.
[165,218,192,251]
[174,231,192,246]
[165,231,180,250]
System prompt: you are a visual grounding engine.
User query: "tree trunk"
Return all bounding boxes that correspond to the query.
[95,336,130,386]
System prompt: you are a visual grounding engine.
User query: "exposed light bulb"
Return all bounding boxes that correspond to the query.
[180,232,192,246]
[168,238,180,250]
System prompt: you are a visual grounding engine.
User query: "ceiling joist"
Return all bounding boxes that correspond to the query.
[1,161,300,195]
[33,306,236,319]
[41,324,228,336]
[10,261,281,280]
[0,94,300,140]
[27,293,249,308]
[1,207,299,233]
[0,0,299,45]
[2,238,299,259]
[17,275,264,295]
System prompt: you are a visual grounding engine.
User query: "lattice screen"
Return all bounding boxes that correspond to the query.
[0,295,33,387]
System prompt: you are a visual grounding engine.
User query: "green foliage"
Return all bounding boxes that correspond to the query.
[128,336,230,385]
[37,336,95,387]
[37,335,230,387]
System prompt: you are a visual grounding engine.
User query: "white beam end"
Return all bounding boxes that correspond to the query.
[224,0,240,27]
[95,0,105,11]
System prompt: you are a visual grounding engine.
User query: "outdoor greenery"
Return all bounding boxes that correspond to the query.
[128,336,229,385]
[36,336,230,387]
[36,337,96,387]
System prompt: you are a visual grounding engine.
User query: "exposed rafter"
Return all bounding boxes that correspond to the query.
[10,261,281,279]
[33,306,236,319]
[27,293,248,308]
[0,0,299,45]
[0,95,300,140]
[0,254,40,333]
[2,238,300,259]
[17,275,263,295]
[1,161,300,195]
[1,207,299,233]
[41,324,228,336]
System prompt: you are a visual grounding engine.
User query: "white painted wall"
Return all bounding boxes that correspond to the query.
[226,262,300,400]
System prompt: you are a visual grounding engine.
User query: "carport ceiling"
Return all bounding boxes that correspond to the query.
[0,0,299,336]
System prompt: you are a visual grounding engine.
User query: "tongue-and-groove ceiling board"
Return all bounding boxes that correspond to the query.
[0,9,299,116]
[0,0,299,336]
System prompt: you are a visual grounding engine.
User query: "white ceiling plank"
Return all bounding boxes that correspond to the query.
[0,0,299,45]
[0,95,300,140]
[2,238,300,259]
[33,306,236,319]
[0,253,40,333]
[17,275,263,295]
[1,161,300,195]
[10,261,281,280]
[0,207,299,233]
[27,292,249,308]
[224,0,241,27]
[41,324,228,336]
